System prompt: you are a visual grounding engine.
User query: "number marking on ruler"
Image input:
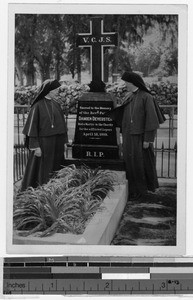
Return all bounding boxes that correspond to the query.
[3,257,193,295]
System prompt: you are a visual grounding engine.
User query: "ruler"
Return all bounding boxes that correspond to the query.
[3,257,193,295]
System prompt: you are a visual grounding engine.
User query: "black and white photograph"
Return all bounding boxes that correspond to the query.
[6,3,187,256]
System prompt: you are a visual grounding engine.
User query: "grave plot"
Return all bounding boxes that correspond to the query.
[13,165,128,245]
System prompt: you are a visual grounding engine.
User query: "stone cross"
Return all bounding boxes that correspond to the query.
[76,17,118,84]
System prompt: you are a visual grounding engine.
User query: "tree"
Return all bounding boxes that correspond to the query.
[15,14,68,85]
[102,15,178,78]
[156,47,178,76]
[135,44,161,76]
[15,14,38,86]
[134,22,178,77]
[33,15,64,82]
[65,15,90,82]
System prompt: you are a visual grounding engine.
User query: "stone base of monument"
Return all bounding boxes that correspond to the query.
[65,157,125,171]
[13,172,128,245]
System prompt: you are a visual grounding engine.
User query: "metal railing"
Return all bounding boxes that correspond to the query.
[13,105,177,183]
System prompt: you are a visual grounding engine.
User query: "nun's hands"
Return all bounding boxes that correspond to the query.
[34,147,42,157]
[143,141,150,149]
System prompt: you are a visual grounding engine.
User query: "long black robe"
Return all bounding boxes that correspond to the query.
[109,90,165,195]
[20,98,68,191]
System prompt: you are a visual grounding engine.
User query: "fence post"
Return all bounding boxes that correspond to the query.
[170,106,175,137]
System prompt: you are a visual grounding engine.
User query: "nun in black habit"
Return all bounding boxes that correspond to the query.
[20,79,68,191]
[109,72,165,200]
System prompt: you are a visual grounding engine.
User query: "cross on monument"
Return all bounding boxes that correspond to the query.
[76,17,118,86]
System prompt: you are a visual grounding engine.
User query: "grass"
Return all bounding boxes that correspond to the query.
[13,164,117,237]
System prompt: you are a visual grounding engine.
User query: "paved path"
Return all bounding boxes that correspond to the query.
[111,186,176,246]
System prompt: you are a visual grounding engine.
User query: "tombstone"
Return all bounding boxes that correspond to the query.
[72,17,122,165]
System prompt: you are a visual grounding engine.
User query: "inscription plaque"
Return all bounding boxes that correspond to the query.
[72,93,119,159]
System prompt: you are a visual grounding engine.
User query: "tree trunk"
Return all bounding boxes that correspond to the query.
[55,53,60,81]
[15,57,23,86]
[39,64,50,82]
[104,50,109,83]
[147,63,152,77]
[43,67,50,82]
[111,17,120,81]
[76,48,81,83]
[35,51,52,83]
[41,55,51,81]
[25,59,35,86]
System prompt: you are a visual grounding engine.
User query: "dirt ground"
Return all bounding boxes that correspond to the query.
[111,187,176,246]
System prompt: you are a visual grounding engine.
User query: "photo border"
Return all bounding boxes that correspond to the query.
[7,3,187,256]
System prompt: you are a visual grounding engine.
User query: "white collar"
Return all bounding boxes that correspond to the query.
[45,96,51,100]
[133,87,139,93]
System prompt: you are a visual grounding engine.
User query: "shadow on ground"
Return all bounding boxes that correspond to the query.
[111,187,176,246]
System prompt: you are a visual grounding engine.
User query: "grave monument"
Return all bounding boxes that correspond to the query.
[72,17,123,169]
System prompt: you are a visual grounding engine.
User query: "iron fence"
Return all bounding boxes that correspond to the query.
[13,105,177,183]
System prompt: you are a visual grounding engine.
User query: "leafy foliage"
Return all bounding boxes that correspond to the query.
[13,165,117,237]
[14,80,177,114]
